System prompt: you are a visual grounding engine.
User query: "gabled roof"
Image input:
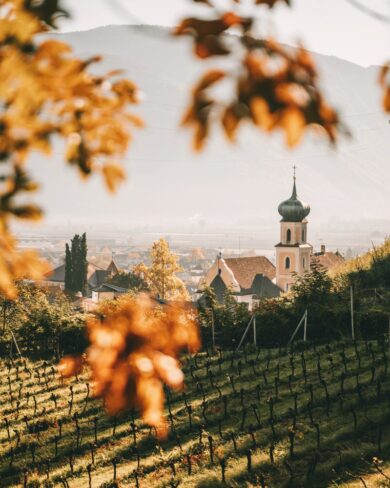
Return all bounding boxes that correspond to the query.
[248,274,281,298]
[88,269,110,289]
[223,256,276,289]
[314,252,344,271]
[45,264,65,282]
[93,283,128,293]
[106,259,119,275]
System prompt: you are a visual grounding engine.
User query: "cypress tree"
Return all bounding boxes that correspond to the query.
[80,233,88,294]
[64,233,88,294]
[64,243,73,292]
[71,234,80,292]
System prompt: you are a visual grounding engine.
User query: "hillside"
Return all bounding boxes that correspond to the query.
[26,25,390,238]
[1,341,390,487]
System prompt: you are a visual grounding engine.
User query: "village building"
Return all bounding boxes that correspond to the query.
[199,169,344,308]
[198,254,281,309]
[41,258,120,295]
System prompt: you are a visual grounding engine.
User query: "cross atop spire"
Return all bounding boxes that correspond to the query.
[292,165,297,199]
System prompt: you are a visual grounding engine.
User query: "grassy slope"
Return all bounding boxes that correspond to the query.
[1,341,390,487]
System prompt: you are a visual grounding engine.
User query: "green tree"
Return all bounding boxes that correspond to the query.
[291,259,334,309]
[64,243,72,292]
[65,233,88,294]
[107,271,148,292]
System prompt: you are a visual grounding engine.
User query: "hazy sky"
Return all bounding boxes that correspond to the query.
[60,0,390,66]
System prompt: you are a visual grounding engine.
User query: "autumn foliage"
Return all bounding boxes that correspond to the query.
[0,0,142,297]
[379,63,390,112]
[59,294,200,436]
[175,0,345,150]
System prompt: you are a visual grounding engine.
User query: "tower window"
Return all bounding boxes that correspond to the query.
[302,229,305,242]
[286,229,291,243]
[303,257,306,269]
[285,257,291,270]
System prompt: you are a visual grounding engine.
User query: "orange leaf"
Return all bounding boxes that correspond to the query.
[102,163,126,193]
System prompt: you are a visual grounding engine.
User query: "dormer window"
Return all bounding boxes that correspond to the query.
[286,229,291,243]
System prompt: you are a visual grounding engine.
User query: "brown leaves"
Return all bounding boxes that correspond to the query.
[174,14,252,59]
[254,0,291,6]
[175,0,350,150]
[62,294,200,436]
[182,70,225,150]
[379,64,390,112]
[58,355,84,377]
[180,32,343,149]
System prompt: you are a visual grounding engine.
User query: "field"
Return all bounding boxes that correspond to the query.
[1,341,390,487]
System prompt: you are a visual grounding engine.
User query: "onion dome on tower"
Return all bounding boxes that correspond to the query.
[278,170,310,222]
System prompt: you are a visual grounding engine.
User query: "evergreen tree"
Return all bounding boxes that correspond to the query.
[64,243,73,292]
[64,233,88,294]
[70,234,80,292]
[79,233,88,294]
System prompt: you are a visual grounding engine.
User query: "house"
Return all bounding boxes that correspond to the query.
[198,254,281,309]
[91,283,128,303]
[41,259,120,295]
[314,245,345,271]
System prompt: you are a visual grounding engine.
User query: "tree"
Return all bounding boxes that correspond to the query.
[0,0,142,298]
[2,0,389,432]
[291,259,334,309]
[134,239,188,301]
[64,243,72,292]
[107,270,149,292]
[65,233,88,293]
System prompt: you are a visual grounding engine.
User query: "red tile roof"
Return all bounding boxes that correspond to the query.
[314,252,344,271]
[224,256,276,289]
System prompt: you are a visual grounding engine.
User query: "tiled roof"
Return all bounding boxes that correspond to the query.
[224,256,276,289]
[314,252,344,271]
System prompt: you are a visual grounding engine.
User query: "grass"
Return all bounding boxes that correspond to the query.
[0,340,390,487]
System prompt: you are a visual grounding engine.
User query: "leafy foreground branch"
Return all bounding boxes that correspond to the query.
[59,294,200,437]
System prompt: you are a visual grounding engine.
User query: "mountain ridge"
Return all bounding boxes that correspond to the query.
[26,25,390,247]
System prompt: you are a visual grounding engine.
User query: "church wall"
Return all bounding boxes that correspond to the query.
[280,221,307,245]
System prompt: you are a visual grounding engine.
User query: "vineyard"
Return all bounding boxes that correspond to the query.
[1,341,390,487]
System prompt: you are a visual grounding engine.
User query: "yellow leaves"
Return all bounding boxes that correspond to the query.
[63,294,200,436]
[251,97,275,131]
[102,163,126,193]
[281,107,306,147]
[379,64,390,112]
[0,227,49,299]
[0,1,142,300]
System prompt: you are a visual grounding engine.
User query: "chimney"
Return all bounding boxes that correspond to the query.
[321,244,326,254]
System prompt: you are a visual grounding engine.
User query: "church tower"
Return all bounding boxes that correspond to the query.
[275,169,312,292]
